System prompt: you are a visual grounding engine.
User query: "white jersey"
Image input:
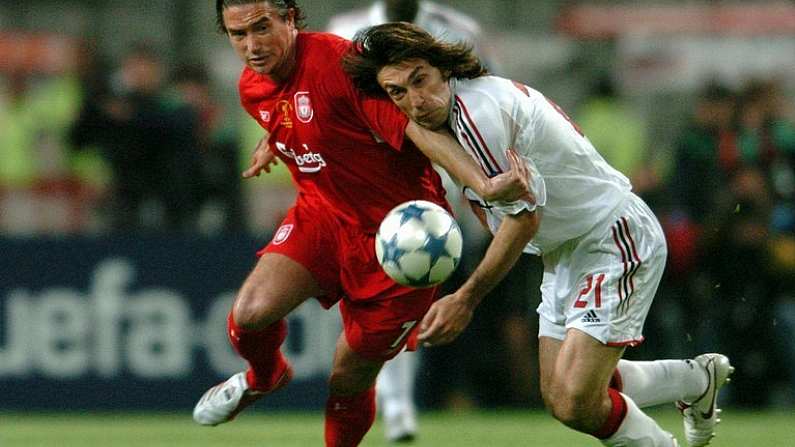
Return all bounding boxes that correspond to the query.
[450,76,632,255]
[327,1,484,55]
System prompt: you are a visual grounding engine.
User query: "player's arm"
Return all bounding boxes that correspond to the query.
[405,121,532,203]
[418,207,540,346]
[242,129,278,178]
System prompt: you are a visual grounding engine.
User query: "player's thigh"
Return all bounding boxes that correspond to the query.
[233,252,323,328]
[553,328,624,398]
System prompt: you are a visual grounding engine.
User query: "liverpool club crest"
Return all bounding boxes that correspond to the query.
[294,91,314,123]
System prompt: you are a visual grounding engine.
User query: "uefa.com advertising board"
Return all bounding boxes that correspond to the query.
[0,236,341,411]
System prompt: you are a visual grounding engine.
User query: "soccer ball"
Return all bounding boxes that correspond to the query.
[375,200,463,288]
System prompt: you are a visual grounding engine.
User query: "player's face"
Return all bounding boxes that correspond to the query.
[223,2,297,79]
[377,58,452,131]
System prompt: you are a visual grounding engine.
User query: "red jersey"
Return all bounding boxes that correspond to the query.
[239,32,447,233]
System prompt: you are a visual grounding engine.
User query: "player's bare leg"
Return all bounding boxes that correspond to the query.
[231,252,323,330]
[193,253,323,426]
[325,333,386,447]
[540,330,679,446]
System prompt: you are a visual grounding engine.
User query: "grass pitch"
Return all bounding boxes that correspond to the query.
[1,408,790,446]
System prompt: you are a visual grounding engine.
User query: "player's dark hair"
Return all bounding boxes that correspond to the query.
[343,22,487,97]
[215,0,306,33]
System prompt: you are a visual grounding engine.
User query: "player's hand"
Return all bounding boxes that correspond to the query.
[482,149,534,203]
[242,137,278,178]
[418,293,475,346]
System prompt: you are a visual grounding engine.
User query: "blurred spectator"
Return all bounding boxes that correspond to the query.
[70,42,202,233]
[736,79,795,230]
[576,74,658,200]
[667,79,795,406]
[0,70,38,188]
[738,80,795,404]
[667,82,738,276]
[0,63,89,234]
[171,64,244,234]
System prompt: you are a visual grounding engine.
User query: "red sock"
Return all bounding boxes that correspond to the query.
[324,387,376,447]
[593,388,628,439]
[227,312,289,391]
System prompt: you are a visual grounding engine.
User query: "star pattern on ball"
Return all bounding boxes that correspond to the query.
[423,230,453,266]
[398,203,428,225]
[380,234,406,264]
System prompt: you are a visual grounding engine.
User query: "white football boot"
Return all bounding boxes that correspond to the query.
[383,405,418,443]
[676,354,734,446]
[193,367,292,426]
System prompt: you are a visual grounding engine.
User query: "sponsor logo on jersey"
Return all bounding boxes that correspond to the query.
[273,224,294,245]
[294,91,313,123]
[259,110,271,122]
[275,141,327,173]
[278,100,293,128]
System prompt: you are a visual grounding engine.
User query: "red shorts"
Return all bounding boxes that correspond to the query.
[259,199,438,360]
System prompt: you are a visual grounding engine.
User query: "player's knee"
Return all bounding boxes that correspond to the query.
[547,383,603,431]
[232,284,279,330]
[328,361,382,396]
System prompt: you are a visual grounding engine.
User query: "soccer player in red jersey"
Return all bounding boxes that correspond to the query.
[192,2,529,446]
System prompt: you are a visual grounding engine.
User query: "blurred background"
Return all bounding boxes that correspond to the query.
[1,0,794,423]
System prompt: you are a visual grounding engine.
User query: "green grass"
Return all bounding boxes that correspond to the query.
[1,409,791,446]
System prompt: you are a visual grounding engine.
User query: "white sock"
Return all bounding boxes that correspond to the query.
[616,359,707,408]
[602,393,677,447]
[376,351,418,438]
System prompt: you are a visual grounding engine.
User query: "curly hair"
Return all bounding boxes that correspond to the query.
[343,22,487,97]
[215,0,306,33]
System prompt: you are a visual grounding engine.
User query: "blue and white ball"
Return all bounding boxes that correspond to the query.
[375,200,463,288]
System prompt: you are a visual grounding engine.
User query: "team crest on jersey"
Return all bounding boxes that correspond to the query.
[259,110,271,122]
[294,91,313,123]
[272,224,294,245]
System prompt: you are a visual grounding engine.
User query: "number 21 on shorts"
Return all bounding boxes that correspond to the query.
[573,273,605,308]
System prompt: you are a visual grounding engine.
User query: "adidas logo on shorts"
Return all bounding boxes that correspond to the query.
[581,310,601,323]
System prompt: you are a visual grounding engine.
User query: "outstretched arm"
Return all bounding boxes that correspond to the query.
[405,122,532,203]
[242,131,279,178]
[418,208,540,346]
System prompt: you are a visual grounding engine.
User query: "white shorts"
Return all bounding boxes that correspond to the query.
[536,193,667,346]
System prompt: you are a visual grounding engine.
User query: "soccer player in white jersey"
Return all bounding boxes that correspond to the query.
[344,22,734,447]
